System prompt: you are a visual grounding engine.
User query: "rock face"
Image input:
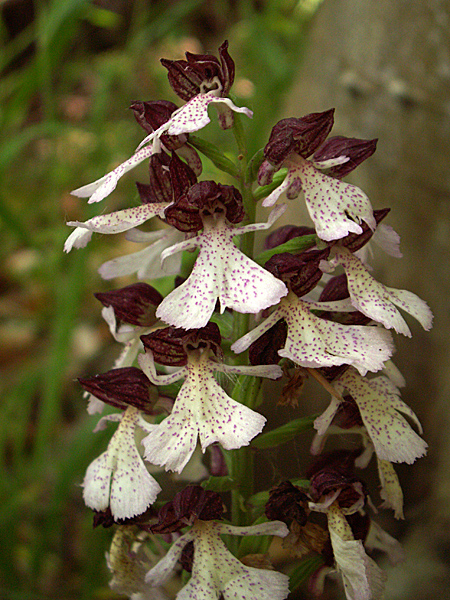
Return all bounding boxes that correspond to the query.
[283,1,450,597]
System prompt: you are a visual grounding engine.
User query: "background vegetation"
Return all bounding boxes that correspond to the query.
[0,1,322,598]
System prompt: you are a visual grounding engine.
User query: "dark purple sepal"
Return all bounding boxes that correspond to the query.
[307,450,367,509]
[180,540,195,572]
[264,225,316,250]
[333,395,364,429]
[161,40,235,102]
[165,180,244,233]
[93,505,157,528]
[319,273,350,302]
[265,481,309,525]
[209,444,228,477]
[345,512,371,543]
[95,283,163,327]
[151,486,225,534]
[169,151,198,202]
[261,109,335,172]
[78,366,158,414]
[265,248,329,298]
[136,151,172,205]
[141,323,223,367]
[249,319,287,365]
[313,136,377,178]
[327,208,391,253]
[318,365,351,383]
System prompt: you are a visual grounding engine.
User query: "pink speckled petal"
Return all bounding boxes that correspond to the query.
[142,363,266,474]
[146,531,195,586]
[83,408,161,519]
[280,298,394,375]
[327,505,386,600]
[300,160,376,241]
[377,458,404,519]
[157,226,287,330]
[66,203,169,239]
[71,144,157,203]
[176,522,289,600]
[332,250,433,336]
[339,369,427,464]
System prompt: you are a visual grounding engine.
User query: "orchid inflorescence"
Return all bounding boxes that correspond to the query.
[66,41,433,600]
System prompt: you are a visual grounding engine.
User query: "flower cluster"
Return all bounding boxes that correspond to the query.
[67,41,432,600]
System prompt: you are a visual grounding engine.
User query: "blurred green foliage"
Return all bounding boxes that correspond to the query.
[0,0,321,598]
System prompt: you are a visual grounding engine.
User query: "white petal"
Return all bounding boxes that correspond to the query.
[146,532,195,586]
[261,172,295,207]
[299,161,376,241]
[64,227,93,252]
[83,408,161,519]
[334,250,432,335]
[365,520,405,565]
[372,223,403,258]
[99,230,183,280]
[377,458,404,519]
[328,505,386,600]
[217,521,289,538]
[67,203,168,238]
[177,522,288,600]
[280,298,394,375]
[231,310,283,354]
[314,396,342,436]
[72,144,157,203]
[339,369,427,464]
[157,226,287,330]
[142,363,266,473]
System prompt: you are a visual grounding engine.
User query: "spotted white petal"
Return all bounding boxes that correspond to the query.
[72,143,158,203]
[299,160,376,241]
[365,520,405,566]
[329,250,433,335]
[142,360,266,473]
[156,224,287,330]
[327,504,386,600]
[66,203,169,248]
[278,296,394,375]
[339,369,427,464]
[377,458,404,519]
[146,532,195,586]
[83,407,160,519]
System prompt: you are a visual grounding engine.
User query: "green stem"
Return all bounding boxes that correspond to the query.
[227,114,263,529]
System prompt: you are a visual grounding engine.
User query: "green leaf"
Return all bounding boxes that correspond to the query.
[289,555,325,592]
[189,135,239,178]
[251,415,317,449]
[254,234,317,265]
[201,476,238,492]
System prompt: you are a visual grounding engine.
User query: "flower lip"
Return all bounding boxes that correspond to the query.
[140,323,223,366]
[151,485,225,534]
